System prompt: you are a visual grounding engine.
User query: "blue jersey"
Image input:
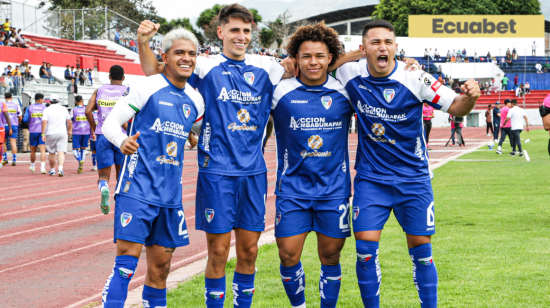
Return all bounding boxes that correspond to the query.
[188,54,285,176]
[334,60,458,182]
[271,76,354,199]
[114,74,205,208]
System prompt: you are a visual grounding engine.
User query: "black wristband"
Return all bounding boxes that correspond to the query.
[540,105,550,118]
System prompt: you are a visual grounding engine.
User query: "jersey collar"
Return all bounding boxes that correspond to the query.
[160,73,186,92]
[295,74,329,89]
[220,53,246,63]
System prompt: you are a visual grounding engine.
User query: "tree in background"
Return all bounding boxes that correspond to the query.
[259,27,276,48]
[373,0,542,36]
[158,18,204,45]
[196,4,223,30]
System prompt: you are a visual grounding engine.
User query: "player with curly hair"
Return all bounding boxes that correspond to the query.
[271,22,354,308]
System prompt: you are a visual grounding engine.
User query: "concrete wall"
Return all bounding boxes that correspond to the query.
[432,108,543,128]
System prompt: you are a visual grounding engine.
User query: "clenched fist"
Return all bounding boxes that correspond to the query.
[460,79,481,100]
[137,20,160,45]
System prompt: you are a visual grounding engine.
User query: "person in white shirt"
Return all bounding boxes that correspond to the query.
[525,81,530,94]
[41,94,72,176]
[535,62,542,73]
[532,41,536,56]
[501,99,529,157]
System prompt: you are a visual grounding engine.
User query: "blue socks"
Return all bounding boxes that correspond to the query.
[12,153,16,162]
[280,262,306,307]
[73,149,80,161]
[2,152,6,161]
[319,264,342,308]
[102,255,138,307]
[142,285,167,308]
[356,240,381,308]
[232,272,255,308]
[92,154,97,166]
[410,243,438,308]
[99,180,109,192]
[205,276,226,307]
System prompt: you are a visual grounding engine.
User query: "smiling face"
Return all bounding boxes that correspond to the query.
[296,41,332,86]
[360,27,397,78]
[162,39,196,85]
[218,17,251,61]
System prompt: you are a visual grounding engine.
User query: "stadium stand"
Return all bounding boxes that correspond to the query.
[473,90,550,110]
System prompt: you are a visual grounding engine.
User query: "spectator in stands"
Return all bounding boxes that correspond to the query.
[4,65,11,75]
[64,65,72,81]
[485,105,493,136]
[543,61,550,73]
[129,39,137,52]
[424,48,428,60]
[77,69,84,86]
[453,83,461,93]
[462,48,467,61]
[513,74,518,90]
[464,57,470,63]
[501,76,509,90]
[446,55,451,62]
[474,52,480,62]
[500,56,506,67]
[512,48,517,58]
[3,19,9,32]
[505,55,512,66]
[532,41,536,56]
[87,69,93,86]
[434,48,440,61]
[516,83,525,98]
[0,73,9,95]
[437,65,442,74]
[525,81,530,94]
[12,71,21,95]
[487,51,491,60]
[67,78,76,94]
[535,62,542,73]
[45,63,62,85]
[484,82,490,95]
[115,29,120,44]
[421,63,426,71]
[40,63,53,84]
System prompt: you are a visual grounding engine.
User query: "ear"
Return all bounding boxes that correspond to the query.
[217,26,223,40]
[359,44,366,55]
[327,53,333,64]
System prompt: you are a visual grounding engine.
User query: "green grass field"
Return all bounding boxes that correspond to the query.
[167,129,550,307]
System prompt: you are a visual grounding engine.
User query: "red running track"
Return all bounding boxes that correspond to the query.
[0,128,493,307]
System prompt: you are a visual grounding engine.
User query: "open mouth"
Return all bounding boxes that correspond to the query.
[234,42,245,49]
[179,64,191,69]
[377,55,389,68]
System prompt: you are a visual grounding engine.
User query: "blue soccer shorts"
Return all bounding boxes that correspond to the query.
[29,132,45,146]
[89,138,96,152]
[96,134,123,169]
[195,172,267,233]
[72,134,90,149]
[5,125,18,139]
[114,194,190,247]
[352,174,436,236]
[275,196,351,238]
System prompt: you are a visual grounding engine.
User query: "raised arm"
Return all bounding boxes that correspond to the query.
[137,20,165,76]
[85,89,98,132]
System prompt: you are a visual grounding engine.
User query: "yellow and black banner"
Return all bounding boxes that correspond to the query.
[409,15,544,38]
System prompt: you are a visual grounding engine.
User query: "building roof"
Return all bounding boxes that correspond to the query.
[289,5,376,26]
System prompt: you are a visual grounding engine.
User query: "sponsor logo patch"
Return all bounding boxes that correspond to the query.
[431,81,442,92]
[242,288,255,296]
[121,213,132,227]
[353,206,360,220]
[424,77,432,86]
[419,256,433,266]
[205,208,215,223]
[368,123,395,144]
[326,276,342,282]
[275,212,281,226]
[123,181,131,193]
[156,142,180,166]
[227,109,257,132]
[209,291,224,299]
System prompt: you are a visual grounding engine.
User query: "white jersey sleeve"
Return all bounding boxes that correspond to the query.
[245,54,285,86]
[183,82,205,135]
[333,60,363,87]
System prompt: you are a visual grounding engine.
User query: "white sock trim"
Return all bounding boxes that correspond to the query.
[292,303,306,308]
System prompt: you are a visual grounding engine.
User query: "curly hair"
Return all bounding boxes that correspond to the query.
[286,22,343,66]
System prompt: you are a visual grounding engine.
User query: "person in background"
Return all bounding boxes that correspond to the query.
[88,69,93,86]
[434,48,440,61]
[70,95,89,173]
[1,93,21,165]
[516,83,524,98]
[423,103,435,150]
[0,98,12,171]
[485,105,493,137]
[513,74,518,90]
[114,29,120,44]
[535,62,542,73]
[543,61,550,73]
[21,104,30,153]
[501,75,509,90]
[496,99,513,155]
[532,41,536,56]
[67,78,76,93]
[492,102,501,142]
[41,94,72,176]
[502,99,529,156]
[23,93,47,173]
[524,81,530,94]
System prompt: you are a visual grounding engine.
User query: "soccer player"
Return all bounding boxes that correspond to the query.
[0,99,12,171]
[137,6,287,307]
[23,93,47,173]
[496,99,513,155]
[101,27,204,307]
[271,23,354,308]
[332,20,480,308]
[85,65,128,214]
[70,95,90,173]
[1,93,21,166]
[90,110,98,171]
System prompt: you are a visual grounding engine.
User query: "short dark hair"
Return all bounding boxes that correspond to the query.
[35,93,44,100]
[512,99,518,105]
[5,93,12,99]
[488,104,492,108]
[362,19,395,38]
[109,65,124,80]
[286,22,343,66]
[218,4,253,26]
[75,95,83,102]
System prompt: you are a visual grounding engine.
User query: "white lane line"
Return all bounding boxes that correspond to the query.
[65,223,276,308]
[4,174,99,190]
[1,196,97,217]
[0,215,197,275]
[0,187,87,202]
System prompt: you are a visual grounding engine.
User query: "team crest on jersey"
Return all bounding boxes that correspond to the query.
[121,213,132,227]
[383,89,395,103]
[321,96,332,110]
[209,291,224,299]
[275,212,281,226]
[244,72,255,85]
[166,141,177,157]
[118,267,134,279]
[357,253,372,262]
[308,135,323,150]
[418,256,433,266]
[205,208,215,223]
[183,104,191,118]
[353,206,360,220]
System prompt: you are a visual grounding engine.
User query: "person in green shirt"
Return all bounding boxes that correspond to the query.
[543,61,550,73]
[501,76,509,90]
